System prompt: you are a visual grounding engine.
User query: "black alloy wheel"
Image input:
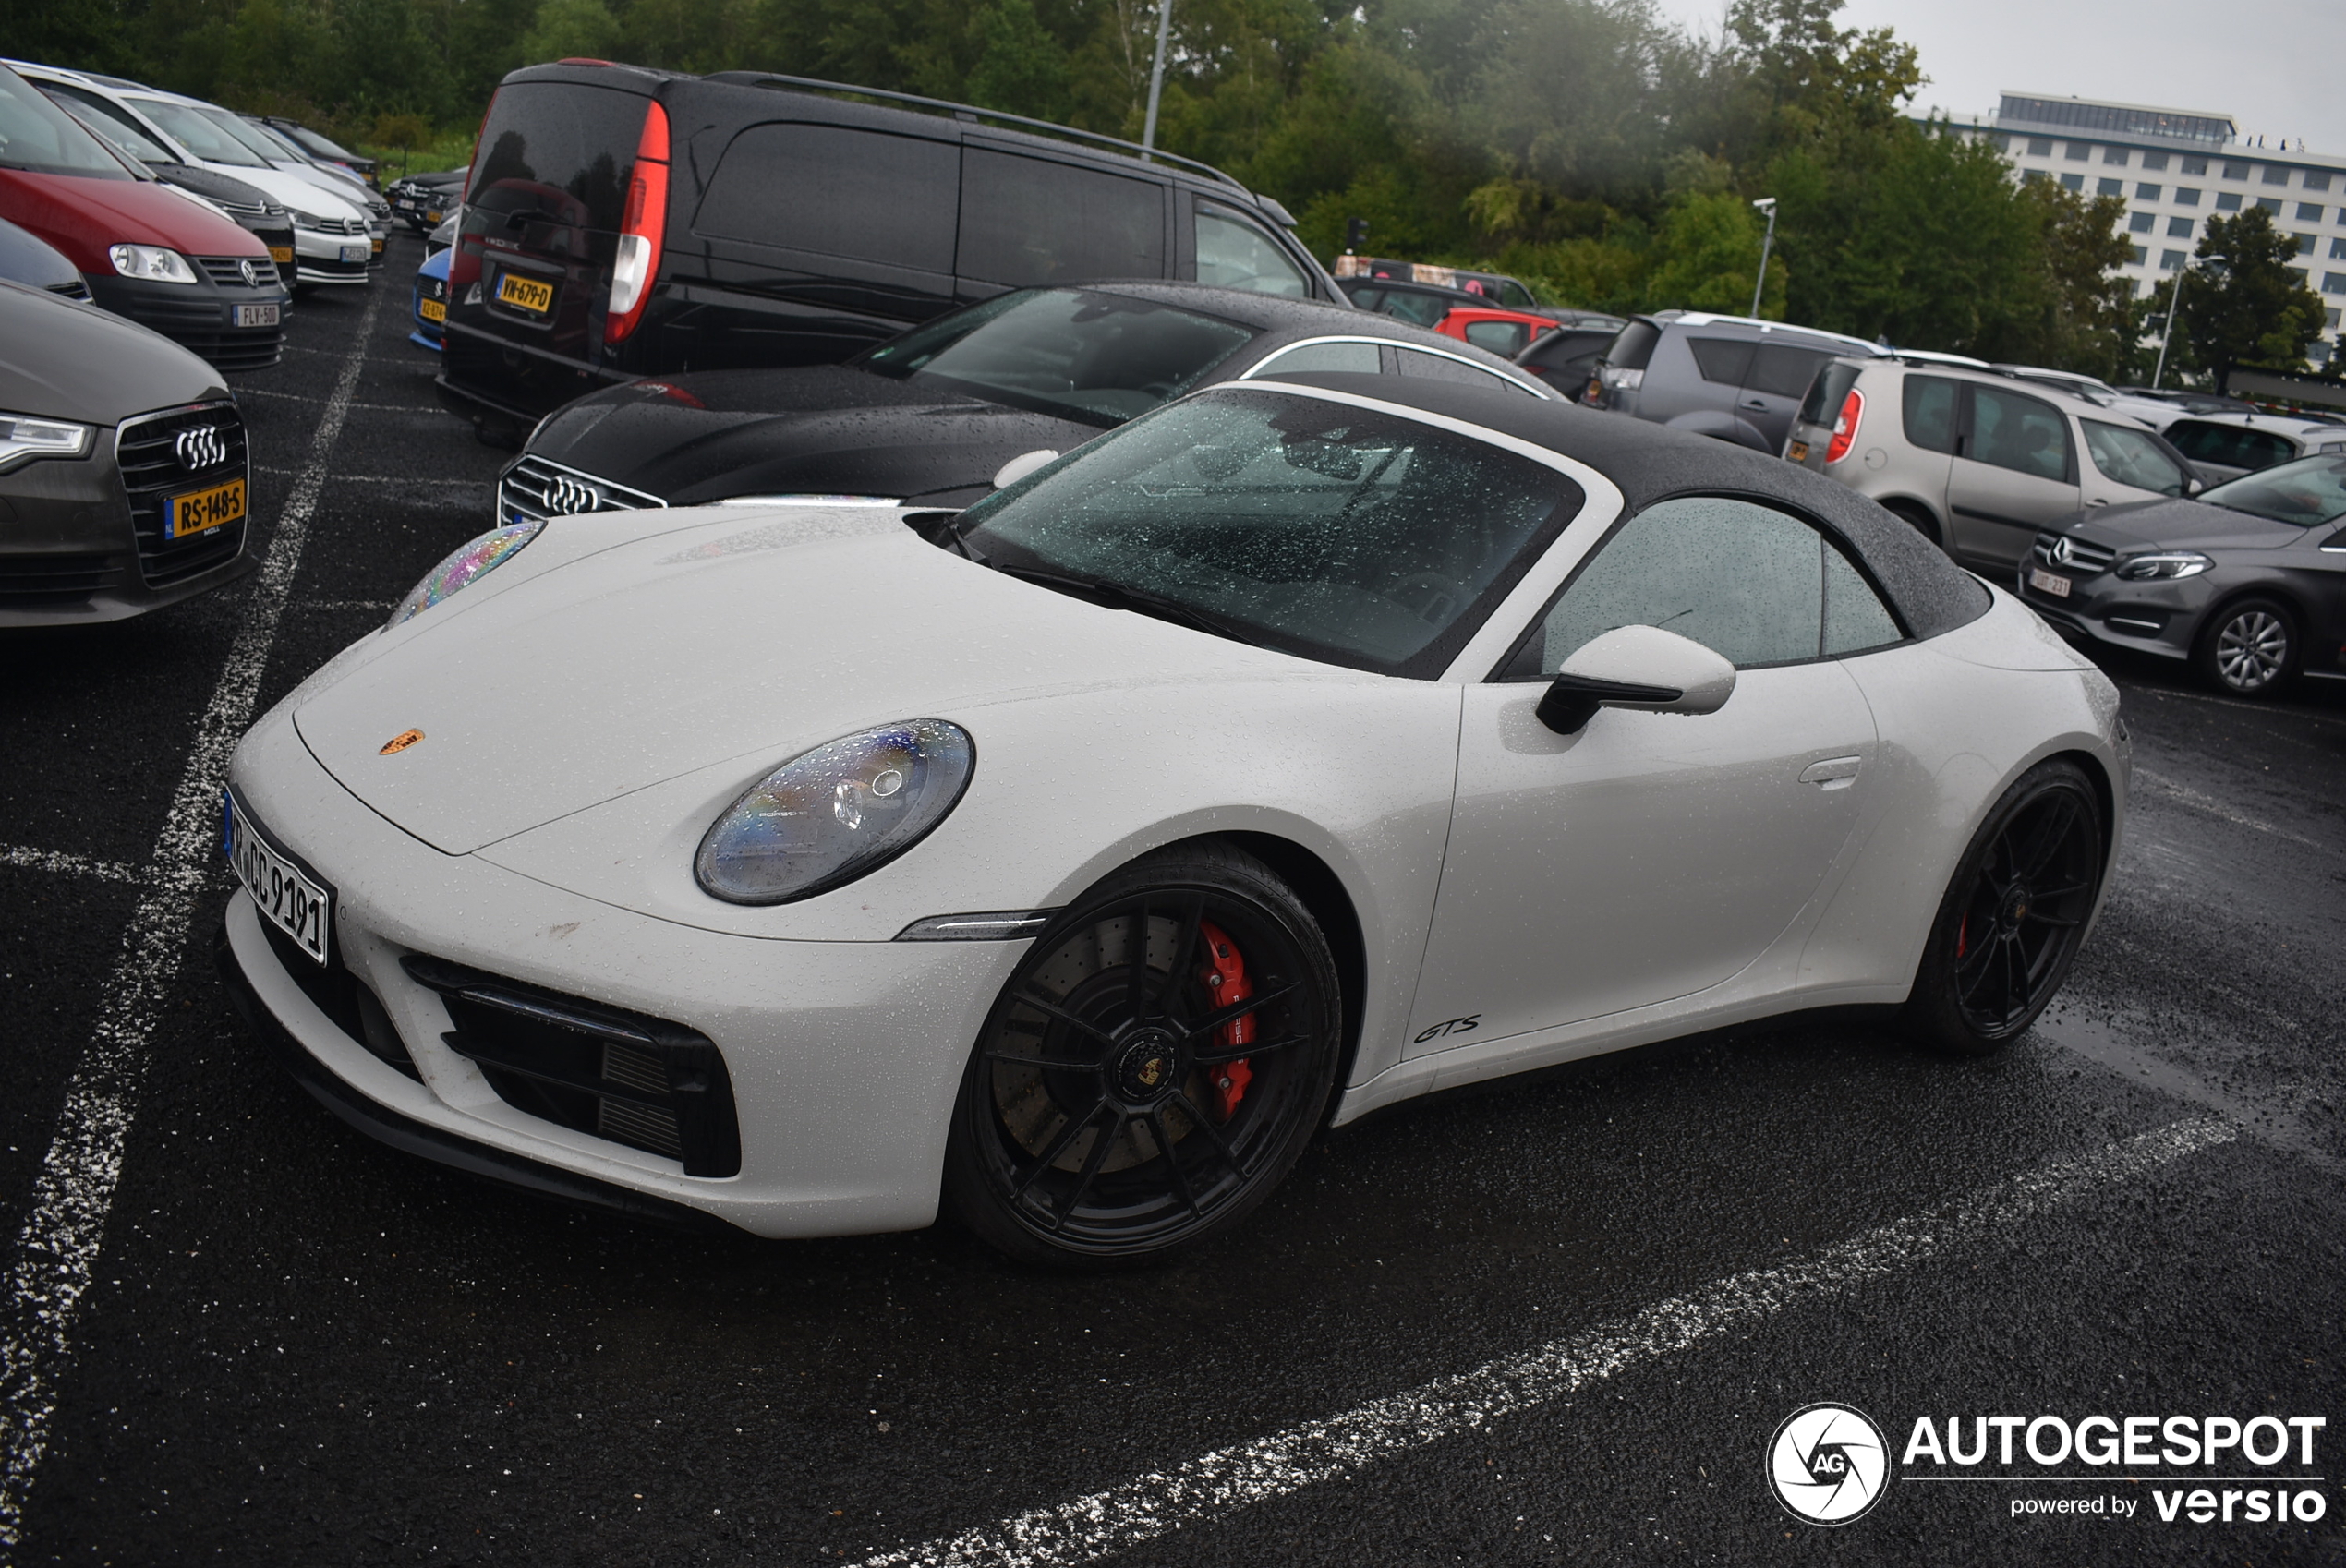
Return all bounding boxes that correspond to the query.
[942,842,1341,1268]
[1905,759,2106,1055]
[2195,596,2297,697]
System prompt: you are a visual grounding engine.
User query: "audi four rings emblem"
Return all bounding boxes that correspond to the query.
[545,475,601,515]
[175,427,227,471]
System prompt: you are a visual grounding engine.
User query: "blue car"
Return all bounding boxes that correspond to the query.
[409,242,448,351]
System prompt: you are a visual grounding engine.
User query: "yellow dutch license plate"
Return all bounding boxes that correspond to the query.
[371,236,384,255]
[168,477,246,540]
[1787,440,1810,463]
[269,246,293,264]
[423,210,442,223]
[498,271,553,315]
[420,298,446,322]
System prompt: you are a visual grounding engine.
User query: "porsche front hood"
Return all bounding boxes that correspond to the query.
[291,511,1290,856]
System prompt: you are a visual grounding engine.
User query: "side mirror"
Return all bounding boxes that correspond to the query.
[992,449,1059,489]
[2185,476,2204,496]
[1535,624,1737,735]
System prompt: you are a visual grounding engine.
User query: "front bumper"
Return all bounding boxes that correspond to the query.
[82,271,288,372]
[2014,563,2203,662]
[221,704,1023,1238]
[293,224,373,286]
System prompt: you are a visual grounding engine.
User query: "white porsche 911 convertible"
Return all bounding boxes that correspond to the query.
[220,374,2126,1266]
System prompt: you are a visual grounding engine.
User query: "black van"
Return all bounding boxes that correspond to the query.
[438,62,1341,436]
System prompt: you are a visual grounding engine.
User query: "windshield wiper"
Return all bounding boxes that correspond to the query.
[986,563,1264,647]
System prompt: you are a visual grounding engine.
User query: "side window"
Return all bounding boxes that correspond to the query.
[958,149,1166,286]
[1687,337,1757,386]
[1394,346,1537,395]
[1374,290,1449,328]
[2240,428,2295,468]
[1822,547,1904,655]
[1747,344,1832,399]
[1967,385,2073,482]
[2081,420,2187,495]
[2163,420,2226,464]
[1194,201,1308,297]
[1902,376,1960,452]
[1247,340,1383,376]
[1509,497,1835,675]
[1463,319,1530,356]
[694,124,959,272]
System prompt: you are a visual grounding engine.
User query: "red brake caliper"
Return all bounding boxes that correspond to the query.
[1198,920,1254,1121]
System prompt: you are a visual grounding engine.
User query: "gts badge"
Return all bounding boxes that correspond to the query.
[1414,1014,1481,1044]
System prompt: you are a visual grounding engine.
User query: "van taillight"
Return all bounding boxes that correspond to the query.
[1825,388,1865,464]
[606,101,670,345]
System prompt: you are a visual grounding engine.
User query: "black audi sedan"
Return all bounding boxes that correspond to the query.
[2017,454,2346,697]
[0,277,252,624]
[497,282,1547,525]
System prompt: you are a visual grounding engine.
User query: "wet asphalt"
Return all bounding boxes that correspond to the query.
[1,233,2340,1565]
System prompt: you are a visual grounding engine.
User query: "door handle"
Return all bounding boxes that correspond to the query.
[1742,398,1768,409]
[2087,498,2110,506]
[1799,755,1863,790]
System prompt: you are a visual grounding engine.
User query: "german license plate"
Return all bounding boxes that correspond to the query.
[269,246,293,264]
[2028,566,2073,598]
[1787,440,1809,463]
[419,298,446,323]
[224,790,333,965]
[233,303,280,328]
[498,271,554,315]
[167,476,245,540]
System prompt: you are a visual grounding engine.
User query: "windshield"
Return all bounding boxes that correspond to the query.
[2199,455,2346,526]
[2082,420,2189,496]
[858,288,1256,428]
[134,98,269,166]
[46,91,174,163]
[198,107,300,164]
[956,388,1583,676]
[0,69,135,179]
[281,123,355,159]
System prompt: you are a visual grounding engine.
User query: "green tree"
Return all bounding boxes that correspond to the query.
[519,0,622,66]
[964,0,1072,121]
[2178,207,2328,392]
[2015,181,2140,380]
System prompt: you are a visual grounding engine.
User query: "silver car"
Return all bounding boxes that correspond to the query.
[1784,357,2197,575]
[2160,413,2346,484]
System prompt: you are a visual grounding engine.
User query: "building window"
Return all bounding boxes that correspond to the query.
[2142,151,2170,172]
[2129,245,2148,265]
[2097,176,2123,196]
[2330,308,2343,330]
[2064,141,2092,162]
[2129,211,2155,234]
[2160,250,2185,270]
[2182,157,2208,176]
[2298,234,2317,254]
[2027,136,2053,157]
[2256,197,2283,214]
[2217,192,2243,211]
[2169,216,2195,238]
[2022,168,2048,185]
[2326,272,2346,296]
[2333,236,2346,259]
[2306,171,2334,192]
[2299,201,2327,222]
[2058,172,2084,191]
[2222,160,2250,179]
[2291,266,2310,287]
[2175,187,2201,206]
[2262,164,2292,186]
[2102,146,2130,166]
[2134,182,2161,200]
[1988,134,2010,153]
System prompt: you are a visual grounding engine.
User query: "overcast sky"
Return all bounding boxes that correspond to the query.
[1650,0,2346,155]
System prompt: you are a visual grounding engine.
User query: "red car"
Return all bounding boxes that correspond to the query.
[0,66,286,370]
[1434,306,1557,361]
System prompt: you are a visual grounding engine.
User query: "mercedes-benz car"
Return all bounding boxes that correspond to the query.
[219,373,2122,1266]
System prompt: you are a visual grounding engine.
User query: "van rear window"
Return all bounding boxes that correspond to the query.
[468,82,648,234]
[1602,319,1663,371]
[1797,362,1862,426]
[695,123,959,273]
[958,149,1165,286]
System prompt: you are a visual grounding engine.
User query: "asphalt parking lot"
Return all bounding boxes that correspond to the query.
[1,233,2340,1564]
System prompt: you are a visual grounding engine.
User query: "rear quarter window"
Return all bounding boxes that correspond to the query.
[1687,337,1757,385]
[470,81,648,233]
[1603,319,1663,371]
[1902,376,1960,453]
[695,123,958,272]
[958,149,1165,286]
[1747,344,1833,399]
[1798,362,1863,427]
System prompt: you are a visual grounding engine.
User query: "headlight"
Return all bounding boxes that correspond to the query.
[0,414,92,472]
[108,244,197,283]
[289,210,332,230]
[2114,551,2213,581]
[695,720,974,905]
[386,520,542,627]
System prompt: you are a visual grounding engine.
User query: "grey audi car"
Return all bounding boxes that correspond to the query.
[2016,454,2346,696]
[0,277,252,624]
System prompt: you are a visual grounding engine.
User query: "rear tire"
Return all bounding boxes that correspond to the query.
[1903,759,2106,1055]
[2194,596,2297,697]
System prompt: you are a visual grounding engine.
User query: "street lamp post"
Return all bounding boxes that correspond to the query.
[2151,264,2187,390]
[1749,198,1778,319]
[1142,0,1173,153]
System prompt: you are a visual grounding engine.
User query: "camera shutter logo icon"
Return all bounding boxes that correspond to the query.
[1767,1403,1889,1525]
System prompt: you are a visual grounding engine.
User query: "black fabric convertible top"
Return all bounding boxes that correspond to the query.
[1254,372,1993,642]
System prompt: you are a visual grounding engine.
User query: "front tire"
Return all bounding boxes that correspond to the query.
[2195,597,2296,697]
[941,841,1342,1269]
[1904,759,2106,1055]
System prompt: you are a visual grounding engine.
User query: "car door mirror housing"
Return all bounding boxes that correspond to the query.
[992,449,1059,489]
[2185,476,2204,496]
[1534,624,1737,735]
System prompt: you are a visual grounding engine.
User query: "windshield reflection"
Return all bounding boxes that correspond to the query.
[2200,455,2346,527]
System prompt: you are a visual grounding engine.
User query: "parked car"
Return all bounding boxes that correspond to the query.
[2159,413,2346,483]
[0,66,287,369]
[1511,310,1628,398]
[12,62,375,288]
[237,114,393,247]
[259,115,376,184]
[499,281,1548,520]
[387,167,466,232]
[2017,453,2346,696]
[218,369,2118,1263]
[1586,311,1883,455]
[1332,255,1541,310]
[1336,275,1489,328]
[1783,356,2196,575]
[437,63,1338,440]
[1433,305,1557,359]
[1991,363,2191,429]
[0,215,89,297]
[410,244,449,351]
[0,277,254,623]
[40,86,298,286]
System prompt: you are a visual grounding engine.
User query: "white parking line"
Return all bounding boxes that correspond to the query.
[2132,767,2335,854]
[236,386,432,416]
[856,1116,2235,1568]
[0,848,137,886]
[0,288,384,1552]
